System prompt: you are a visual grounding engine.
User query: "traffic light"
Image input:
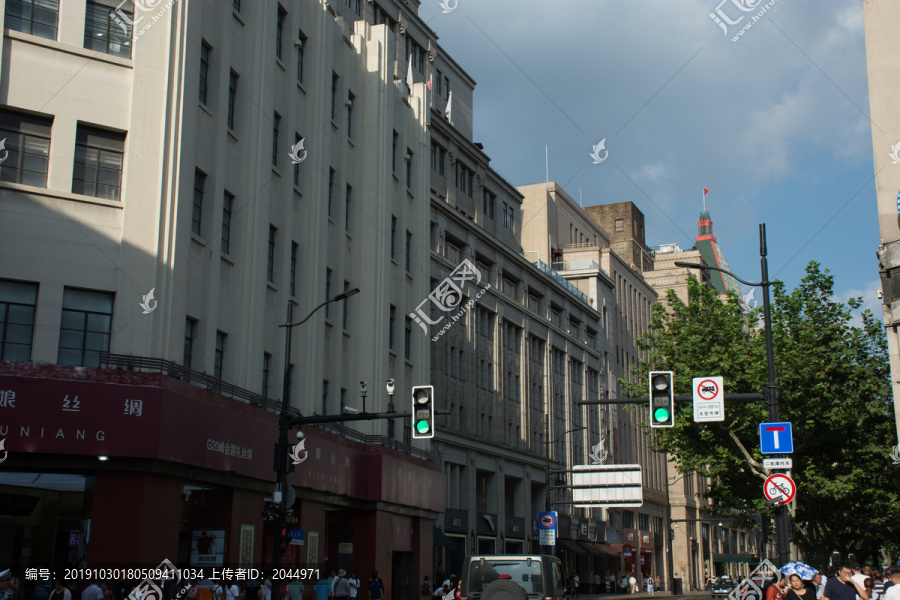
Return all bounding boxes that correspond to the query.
[649,371,675,427]
[279,527,292,552]
[411,385,435,439]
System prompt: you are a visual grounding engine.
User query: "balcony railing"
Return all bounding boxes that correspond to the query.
[99,352,437,463]
[529,259,591,305]
[552,260,601,272]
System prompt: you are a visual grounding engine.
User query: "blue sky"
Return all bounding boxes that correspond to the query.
[418,0,880,317]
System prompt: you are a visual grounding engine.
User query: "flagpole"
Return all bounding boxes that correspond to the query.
[703,189,706,213]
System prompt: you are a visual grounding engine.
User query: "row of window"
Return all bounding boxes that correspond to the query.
[0,108,125,201]
[7,0,132,59]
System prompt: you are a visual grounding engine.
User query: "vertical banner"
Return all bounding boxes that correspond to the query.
[239,525,255,567]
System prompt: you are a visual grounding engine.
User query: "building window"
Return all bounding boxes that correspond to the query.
[183,317,196,370]
[276,6,286,60]
[431,142,445,176]
[232,0,240,11]
[290,242,299,296]
[406,149,413,188]
[262,353,272,398]
[293,133,302,187]
[228,71,238,130]
[331,72,339,121]
[615,219,624,232]
[0,279,37,361]
[73,125,125,201]
[347,91,354,138]
[445,77,450,99]
[322,380,328,414]
[199,41,211,105]
[222,190,234,254]
[296,32,306,83]
[85,0,131,59]
[483,189,495,220]
[267,225,277,283]
[389,305,396,350]
[328,168,335,217]
[58,288,114,367]
[272,112,281,166]
[456,162,474,197]
[214,331,226,379]
[325,268,332,319]
[435,69,443,97]
[342,281,350,330]
[392,130,399,173]
[405,230,412,273]
[6,0,59,40]
[0,109,51,188]
[404,316,412,360]
[391,216,397,260]
[345,184,352,231]
[192,170,205,236]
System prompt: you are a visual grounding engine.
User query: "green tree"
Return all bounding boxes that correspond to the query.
[625,262,898,566]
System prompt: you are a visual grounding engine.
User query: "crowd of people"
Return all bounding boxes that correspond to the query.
[765,564,900,600]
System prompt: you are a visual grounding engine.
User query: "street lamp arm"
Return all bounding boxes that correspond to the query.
[280,288,360,328]
[546,426,586,447]
[672,261,765,288]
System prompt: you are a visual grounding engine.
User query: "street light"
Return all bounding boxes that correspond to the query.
[272,288,360,580]
[674,222,790,566]
[543,424,587,555]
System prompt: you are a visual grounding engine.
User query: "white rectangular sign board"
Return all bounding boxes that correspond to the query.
[693,376,725,422]
[572,464,643,507]
[763,458,792,469]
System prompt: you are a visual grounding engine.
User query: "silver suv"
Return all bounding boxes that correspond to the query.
[460,555,566,600]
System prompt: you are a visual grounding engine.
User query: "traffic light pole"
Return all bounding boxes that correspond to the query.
[673,223,791,566]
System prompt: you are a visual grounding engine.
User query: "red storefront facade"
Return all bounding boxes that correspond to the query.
[0,362,444,594]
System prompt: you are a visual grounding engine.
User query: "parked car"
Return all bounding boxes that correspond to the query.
[709,577,736,596]
[460,555,566,600]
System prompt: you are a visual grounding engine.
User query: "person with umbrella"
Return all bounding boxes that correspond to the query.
[786,575,814,600]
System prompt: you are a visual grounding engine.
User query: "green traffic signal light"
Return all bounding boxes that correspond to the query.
[653,407,670,423]
[416,420,430,434]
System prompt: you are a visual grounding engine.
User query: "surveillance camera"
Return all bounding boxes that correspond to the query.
[877,289,884,299]
[294,40,303,48]
[360,381,367,394]
[386,378,395,395]
[296,430,305,440]
[345,100,353,107]
[343,406,360,414]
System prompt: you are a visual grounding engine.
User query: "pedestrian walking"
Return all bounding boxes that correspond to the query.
[620,575,628,594]
[883,569,900,600]
[822,565,870,600]
[628,575,637,594]
[334,570,350,600]
[593,573,601,594]
[785,575,813,600]
[420,577,432,600]
[766,577,789,600]
[368,573,385,600]
[49,582,71,600]
[313,576,334,600]
[348,573,360,600]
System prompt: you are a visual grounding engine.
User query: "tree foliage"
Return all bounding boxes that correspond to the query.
[624,262,898,566]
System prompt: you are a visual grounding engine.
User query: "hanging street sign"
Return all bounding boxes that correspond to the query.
[763,473,796,504]
[693,376,725,422]
[571,464,643,507]
[538,511,557,546]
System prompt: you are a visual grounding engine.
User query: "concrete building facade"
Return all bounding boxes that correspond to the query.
[863,0,900,445]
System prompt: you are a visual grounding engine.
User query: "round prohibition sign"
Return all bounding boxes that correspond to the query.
[540,514,555,528]
[696,379,719,401]
[763,473,796,504]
